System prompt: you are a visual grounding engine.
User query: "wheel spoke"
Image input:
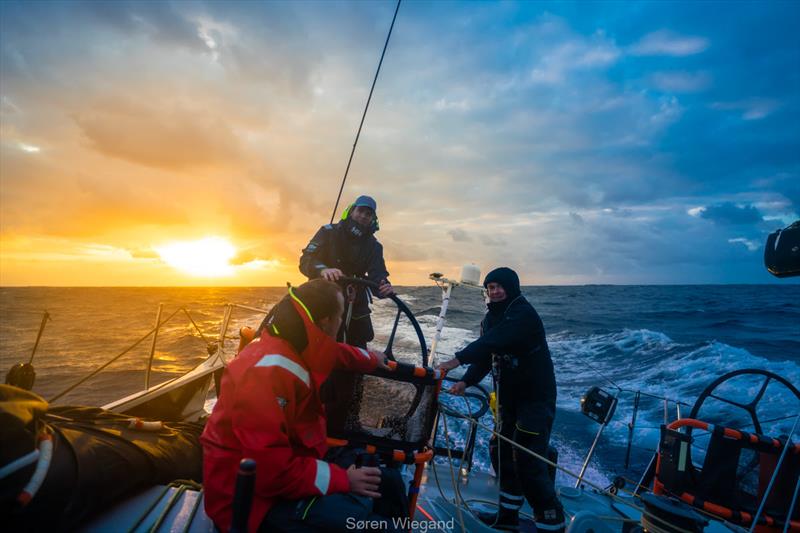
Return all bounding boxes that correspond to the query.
[749,376,772,408]
[689,369,800,439]
[708,393,750,411]
[384,308,402,360]
[749,409,762,435]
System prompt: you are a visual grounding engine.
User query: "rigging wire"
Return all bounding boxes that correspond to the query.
[329,0,402,223]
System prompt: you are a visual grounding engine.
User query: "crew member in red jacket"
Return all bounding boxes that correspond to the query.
[201,279,394,532]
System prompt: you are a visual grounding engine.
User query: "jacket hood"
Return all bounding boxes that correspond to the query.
[261,287,342,387]
[287,289,341,386]
[483,267,521,299]
[484,267,521,316]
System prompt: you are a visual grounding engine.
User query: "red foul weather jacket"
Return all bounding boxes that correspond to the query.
[200,298,380,532]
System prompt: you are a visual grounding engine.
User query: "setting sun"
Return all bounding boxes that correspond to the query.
[155,237,237,277]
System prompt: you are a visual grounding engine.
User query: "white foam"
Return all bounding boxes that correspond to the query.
[370,311,477,366]
[371,309,800,485]
[550,328,800,448]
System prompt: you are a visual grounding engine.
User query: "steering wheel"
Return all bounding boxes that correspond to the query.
[689,368,800,435]
[335,277,433,433]
[339,277,428,367]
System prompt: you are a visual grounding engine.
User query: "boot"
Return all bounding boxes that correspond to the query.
[477,506,520,531]
[534,506,566,533]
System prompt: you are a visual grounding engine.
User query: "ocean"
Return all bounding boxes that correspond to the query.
[1,285,798,489]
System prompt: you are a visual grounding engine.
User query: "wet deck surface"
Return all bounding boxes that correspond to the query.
[78,463,730,533]
[80,485,215,533]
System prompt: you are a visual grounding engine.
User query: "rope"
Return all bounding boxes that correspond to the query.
[146,481,202,533]
[124,480,202,533]
[181,308,213,346]
[435,350,691,408]
[619,388,692,408]
[147,485,189,533]
[126,484,172,533]
[578,358,622,392]
[440,413,467,533]
[329,0,402,223]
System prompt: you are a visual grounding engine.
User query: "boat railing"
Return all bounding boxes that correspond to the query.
[47,302,271,404]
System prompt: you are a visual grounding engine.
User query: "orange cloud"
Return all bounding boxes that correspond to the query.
[74,101,244,170]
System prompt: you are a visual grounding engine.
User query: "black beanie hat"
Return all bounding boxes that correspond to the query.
[483,267,521,299]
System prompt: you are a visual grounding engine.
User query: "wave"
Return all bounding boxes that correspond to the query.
[548,328,800,448]
[426,324,800,479]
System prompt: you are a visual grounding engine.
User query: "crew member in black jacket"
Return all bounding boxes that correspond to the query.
[299,195,394,432]
[437,267,565,532]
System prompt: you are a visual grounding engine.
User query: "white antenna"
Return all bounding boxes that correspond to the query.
[428,264,484,366]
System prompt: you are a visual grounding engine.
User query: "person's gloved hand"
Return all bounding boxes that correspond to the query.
[371,351,391,371]
[436,358,460,372]
[447,381,467,396]
[378,280,394,297]
[320,268,344,281]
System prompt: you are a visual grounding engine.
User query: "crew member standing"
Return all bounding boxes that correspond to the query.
[438,267,565,532]
[299,195,394,432]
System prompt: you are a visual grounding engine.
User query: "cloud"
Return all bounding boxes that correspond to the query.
[382,240,430,263]
[83,0,208,52]
[1,2,798,285]
[1,96,21,115]
[129,248,160,259]
[74,100,244,170]
[16,142,40,153]
[480,234,507,247]
[650,95,684,125]
[530,39,620,85]
[695,202,764,225]
[711,99,780,120]
[728,237,760,252]
[650,71,711,92]
[229,248,283,267]
[569,212,585,225]
[447,228,472,242]
[629,30,709,56]
[434,98,471,112]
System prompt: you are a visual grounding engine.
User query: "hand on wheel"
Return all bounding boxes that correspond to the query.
[320,268,344,281]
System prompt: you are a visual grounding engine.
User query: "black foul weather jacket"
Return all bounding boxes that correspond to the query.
[299,222,389,318]
[456,295,557,430]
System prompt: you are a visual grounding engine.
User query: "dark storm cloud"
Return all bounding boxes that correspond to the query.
[84,1,207,50]
[699,203,765,226]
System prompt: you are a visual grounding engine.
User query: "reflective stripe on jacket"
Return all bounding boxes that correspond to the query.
[201,298,379,532]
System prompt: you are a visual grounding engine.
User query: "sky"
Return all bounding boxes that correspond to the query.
[1,0,798,286]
